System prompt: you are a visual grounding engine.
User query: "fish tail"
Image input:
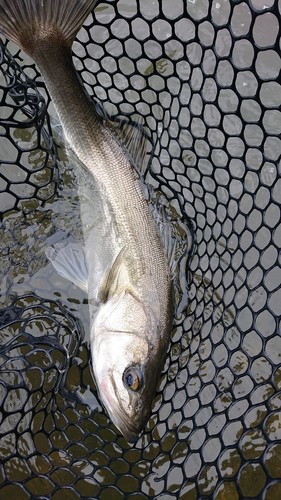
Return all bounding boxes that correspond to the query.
[0,0,97,54]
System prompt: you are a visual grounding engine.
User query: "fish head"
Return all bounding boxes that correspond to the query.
[91,289,167,443]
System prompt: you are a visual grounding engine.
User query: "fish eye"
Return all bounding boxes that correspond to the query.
[123,366,143,392]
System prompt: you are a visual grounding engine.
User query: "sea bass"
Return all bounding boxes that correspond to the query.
[0,0,173,442]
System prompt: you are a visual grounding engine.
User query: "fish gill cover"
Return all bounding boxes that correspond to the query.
[0,0,280,499]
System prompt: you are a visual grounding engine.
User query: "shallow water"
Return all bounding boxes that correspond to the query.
[1,0,281,498]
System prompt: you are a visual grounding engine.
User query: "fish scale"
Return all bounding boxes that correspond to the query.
[0,0,174,442]
[33,42,168,294]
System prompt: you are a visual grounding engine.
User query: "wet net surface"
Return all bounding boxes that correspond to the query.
[0,0,281,498]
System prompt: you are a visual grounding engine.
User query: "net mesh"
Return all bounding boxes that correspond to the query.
[0,0,281,498]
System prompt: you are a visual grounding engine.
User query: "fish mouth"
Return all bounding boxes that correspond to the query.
[100,369,149,443]
[111,408,142,443]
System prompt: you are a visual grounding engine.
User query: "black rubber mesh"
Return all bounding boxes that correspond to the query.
[0,0,281,499]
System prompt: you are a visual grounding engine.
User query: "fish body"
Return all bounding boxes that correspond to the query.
[0,0,173,442]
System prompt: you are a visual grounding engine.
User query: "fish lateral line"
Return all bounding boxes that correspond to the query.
[0,0,179,444]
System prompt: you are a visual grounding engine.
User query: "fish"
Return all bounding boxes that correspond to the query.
[0,0,174,443]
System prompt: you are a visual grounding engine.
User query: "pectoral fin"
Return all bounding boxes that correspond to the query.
[98,247,126,303]
[46,239,88,292]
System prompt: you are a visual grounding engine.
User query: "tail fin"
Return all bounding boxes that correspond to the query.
[0,0,97,53]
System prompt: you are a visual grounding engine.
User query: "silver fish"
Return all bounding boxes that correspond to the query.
[0,0,173,442]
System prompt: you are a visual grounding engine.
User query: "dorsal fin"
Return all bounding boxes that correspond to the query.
[94,100,154,176]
